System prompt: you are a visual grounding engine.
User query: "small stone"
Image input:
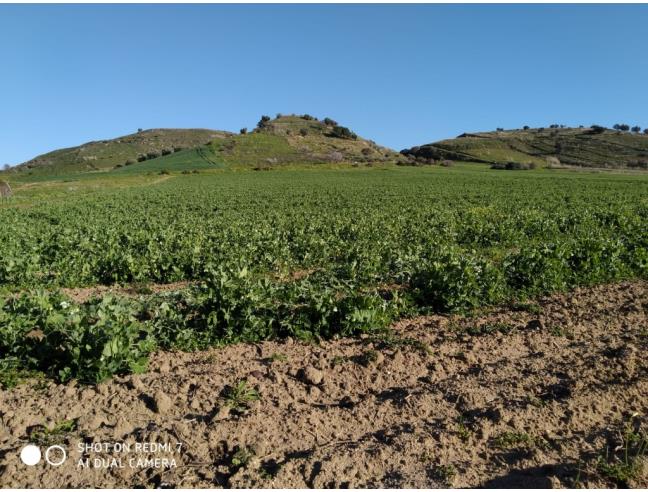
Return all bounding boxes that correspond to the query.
[152,390,174,414]
[212,406,230,421]
[249,370,264,380]
[158,359,171,373]
[298,367,323,386]
[375,352,385,365]
[526,319,544,330]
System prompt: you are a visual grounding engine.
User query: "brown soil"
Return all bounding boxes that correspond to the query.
[0,281,646,488]
[60,280,193,303]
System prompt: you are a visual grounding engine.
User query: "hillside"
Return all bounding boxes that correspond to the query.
[401,126,648,169]
[124,114,404,172]
[11,128,231,175]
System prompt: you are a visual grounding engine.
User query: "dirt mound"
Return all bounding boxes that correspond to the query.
[0,281,646,487]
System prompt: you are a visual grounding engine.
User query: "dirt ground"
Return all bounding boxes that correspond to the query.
[0,281,646,488]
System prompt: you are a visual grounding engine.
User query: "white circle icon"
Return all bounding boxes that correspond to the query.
[20,445,41,466]
[45,445,67,466]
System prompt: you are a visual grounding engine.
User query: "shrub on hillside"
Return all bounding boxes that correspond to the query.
[628,160,648,169]
[146,150,161,160]
[301,114,315,121]
[323,117,338,126]
[161,148,173,156]
[330,125,357,140]
[299,128,308,136]
[523,125,530,130]
[124,159,135,166]
[644,129,648,135]
[173,146,183,152]
[496,127,504,131]
[137,154,147,162]
[491,161,535,170]
[588,125,606,134]
[631,126,641,133]
[257,115,271,129]
[240,128,247,135]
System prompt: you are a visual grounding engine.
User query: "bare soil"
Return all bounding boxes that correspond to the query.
[1,281,646,488]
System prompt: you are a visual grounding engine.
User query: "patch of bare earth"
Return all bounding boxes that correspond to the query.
[0,281,646,488]
[60,281,194,303]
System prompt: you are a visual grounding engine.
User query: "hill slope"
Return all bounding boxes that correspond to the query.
[120,115,404,172]
[13,128,231,175]
[402,127,648,169]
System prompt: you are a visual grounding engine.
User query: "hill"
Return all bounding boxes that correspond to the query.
[11,128,231,175]
[401,126,648,169]
[122,114,404,172]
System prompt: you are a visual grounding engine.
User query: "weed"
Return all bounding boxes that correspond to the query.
[465,322,515,336]
[331,355,348,366]
[357,349,379,366]
[269,353,287,362]
[550,325,574,339]
[511,301,542,315]
[222,380,260,411]
[430,464,457,485]
[494,431,536,449]
[368,333,432,355]
[595,415,647,487]
[0,359,42,390]
[456,416,472,442]
[29,419,77,446]
[231,446,255,470]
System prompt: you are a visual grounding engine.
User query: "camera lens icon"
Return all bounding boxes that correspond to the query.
[20,444,67,466]
[20,445,41,466]
[45,445,67,466]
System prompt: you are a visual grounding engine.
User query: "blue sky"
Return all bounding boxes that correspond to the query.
[1,4,647,165]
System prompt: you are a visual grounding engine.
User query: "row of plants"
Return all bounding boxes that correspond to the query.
[0,168,646,385]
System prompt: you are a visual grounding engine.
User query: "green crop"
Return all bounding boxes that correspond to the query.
[0,166,646,384]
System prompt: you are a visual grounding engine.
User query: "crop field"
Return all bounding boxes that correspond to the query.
[1,164,647,488]
[1,165,646,385]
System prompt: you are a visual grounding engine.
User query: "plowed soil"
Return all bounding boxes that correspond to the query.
[1,281,646,488]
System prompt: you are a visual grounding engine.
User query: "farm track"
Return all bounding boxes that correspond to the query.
[0,280,646,488]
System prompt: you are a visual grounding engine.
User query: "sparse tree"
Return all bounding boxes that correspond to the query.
[523,125,530,130]
[330,125,357,140]
[240,128,248,135]
[631,126,641,133]
[137,128,143,133]
[496,127,504,131]
[323,117,338,126]
[588,125,606,134]
[257,115,271,129]
[644,129,648,135]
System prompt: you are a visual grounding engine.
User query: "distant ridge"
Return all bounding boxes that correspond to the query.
[401,126,648,169]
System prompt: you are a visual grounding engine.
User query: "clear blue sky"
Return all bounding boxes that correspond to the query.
[1,4,647,165]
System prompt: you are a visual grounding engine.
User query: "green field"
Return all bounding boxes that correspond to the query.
[1,164,647,384]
